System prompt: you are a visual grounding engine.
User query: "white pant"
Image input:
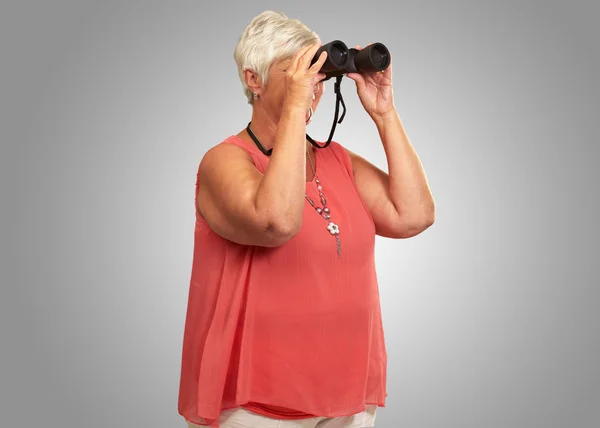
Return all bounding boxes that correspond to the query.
[187,404,378,428]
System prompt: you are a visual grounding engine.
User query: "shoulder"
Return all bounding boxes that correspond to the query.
[205,136,250,157]
[328,142,376,175]
[324,140,355,178]
[202,135,259,164]
[197,136,258,179]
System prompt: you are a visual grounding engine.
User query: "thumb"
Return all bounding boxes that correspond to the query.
[346,73,366,93]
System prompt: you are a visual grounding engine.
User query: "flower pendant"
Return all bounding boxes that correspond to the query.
[327,222,340,235]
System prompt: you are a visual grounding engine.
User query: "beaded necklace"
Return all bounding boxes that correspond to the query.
[246,123,342,257]
[305,144,341,256]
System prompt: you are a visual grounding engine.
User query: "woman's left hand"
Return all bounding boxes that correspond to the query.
[346,44,395,123]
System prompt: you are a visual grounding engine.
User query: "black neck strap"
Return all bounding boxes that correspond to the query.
[246,75,346,157]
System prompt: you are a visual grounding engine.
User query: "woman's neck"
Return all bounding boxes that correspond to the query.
[245,107,313,154]
[246,107,278,150]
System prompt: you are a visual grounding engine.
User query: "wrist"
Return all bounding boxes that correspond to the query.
[372,108,400,129]
[282,101,308,117]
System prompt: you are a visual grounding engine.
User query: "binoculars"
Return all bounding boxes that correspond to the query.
[311,40,391,80]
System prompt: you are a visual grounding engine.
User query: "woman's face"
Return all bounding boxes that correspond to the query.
[258,54,325,124]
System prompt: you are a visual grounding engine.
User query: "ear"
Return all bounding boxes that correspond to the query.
[315,79,324,93]
[243,69,262,97]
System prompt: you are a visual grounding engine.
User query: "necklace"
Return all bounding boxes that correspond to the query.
[246,123,341,257]
[306,147,342,257]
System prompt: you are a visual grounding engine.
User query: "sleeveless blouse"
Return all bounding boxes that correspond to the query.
[178,135,388,427]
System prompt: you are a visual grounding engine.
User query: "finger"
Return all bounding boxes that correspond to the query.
[288,44,314,74]
[309,51,328,74]
[346,72,366,92]
[299,42,323,71]
[355,43,372,51]
[300,42,322,72]
[311,72,327,87]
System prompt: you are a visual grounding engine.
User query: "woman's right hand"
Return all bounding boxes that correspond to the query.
[196,45,329,248]
[283,42,328,112]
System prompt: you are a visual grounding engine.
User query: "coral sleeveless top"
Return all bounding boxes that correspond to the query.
[178,134,388,427]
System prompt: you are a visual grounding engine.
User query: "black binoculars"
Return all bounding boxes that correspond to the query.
[311,40,391,80]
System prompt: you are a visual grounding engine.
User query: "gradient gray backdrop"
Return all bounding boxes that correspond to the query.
[2,1,599,427]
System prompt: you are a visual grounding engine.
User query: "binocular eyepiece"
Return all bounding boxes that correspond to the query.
[311,40,391,80]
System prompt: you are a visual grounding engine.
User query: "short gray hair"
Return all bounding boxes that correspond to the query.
[233,11,320,104]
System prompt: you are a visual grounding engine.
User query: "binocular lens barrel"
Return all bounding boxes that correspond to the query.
[356,43,390,71]
[311,40,390,78]
[314,40,350,72]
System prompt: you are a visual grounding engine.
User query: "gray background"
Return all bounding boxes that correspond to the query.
[1,0,599,427]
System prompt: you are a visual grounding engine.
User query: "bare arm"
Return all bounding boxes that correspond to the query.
[196,107,309,247]
[196,43,328,247]
[347,110,435,238]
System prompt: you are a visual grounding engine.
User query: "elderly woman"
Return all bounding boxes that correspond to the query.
[178,10,435,428]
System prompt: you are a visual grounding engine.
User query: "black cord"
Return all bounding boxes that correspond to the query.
[246,122,272,156]
[307,76,346,149]
[247,76,346,156]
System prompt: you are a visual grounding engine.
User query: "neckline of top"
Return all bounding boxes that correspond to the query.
[227,134,320,184]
